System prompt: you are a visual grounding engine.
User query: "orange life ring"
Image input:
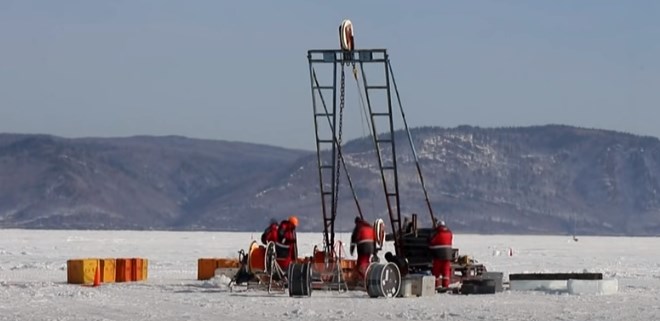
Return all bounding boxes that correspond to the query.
[374,218,385,249]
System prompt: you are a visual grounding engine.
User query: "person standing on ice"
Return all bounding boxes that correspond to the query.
[428,220,453,289]
[350,217,376,279]
[275,215,298,271]
[260,219,280,245]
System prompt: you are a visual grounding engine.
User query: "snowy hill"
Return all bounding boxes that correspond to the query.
[0,134,308,230]
[234,125,660,235]
[1,125,659,235]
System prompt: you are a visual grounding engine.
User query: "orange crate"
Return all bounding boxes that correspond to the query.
[197,258,241,280]
[340,259,357,270]
[197,258,217,280]
[100,258,116,283]
[216,258,239,269]
[116,258,134,282]
[342,269,360,283]
[132,258,144,281]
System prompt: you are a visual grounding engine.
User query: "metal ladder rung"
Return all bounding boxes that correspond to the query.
[319,165,334,169]
[375,139,392,143]
[317,139,334,143]
[371,113,390,117]
[366,85,388,90]
[315,113,333,117]
[386,192,398,197]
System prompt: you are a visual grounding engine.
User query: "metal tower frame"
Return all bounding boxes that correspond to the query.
[307,49,404,255]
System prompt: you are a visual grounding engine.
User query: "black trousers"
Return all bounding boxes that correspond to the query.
[430,247,453,260]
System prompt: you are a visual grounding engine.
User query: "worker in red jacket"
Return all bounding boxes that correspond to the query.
[428,220,453,289]
[350,217,376,279]
[260,219,279,245]
[275,216,298,271]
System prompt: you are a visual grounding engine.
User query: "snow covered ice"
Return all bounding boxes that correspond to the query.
[1,229,659,321]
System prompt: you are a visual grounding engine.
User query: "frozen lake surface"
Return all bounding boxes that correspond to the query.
[1,229,659,321]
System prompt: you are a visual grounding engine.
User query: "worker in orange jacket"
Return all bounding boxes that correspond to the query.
[275,216,298,271]
[428,220,453,289]
[350,217,376,279]
[260,219,279,245]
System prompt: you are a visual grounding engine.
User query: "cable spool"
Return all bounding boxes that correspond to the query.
[288,262,313,297]
[247,241,266,273]
[339,19,354,52]
[365,262,401,298]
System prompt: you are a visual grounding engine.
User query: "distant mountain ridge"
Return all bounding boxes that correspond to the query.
[0,134,309,230]
[1,125,659,236]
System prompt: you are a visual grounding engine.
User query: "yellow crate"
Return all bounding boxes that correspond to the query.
[130,258,149,281]
[100,258,116,283]
[67,258,99,285]
[142,259,149,281]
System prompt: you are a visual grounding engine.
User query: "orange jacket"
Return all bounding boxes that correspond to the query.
[276,220,297,259]
[351,220,375,246]
[277,220,296,244]
[429,225,453,247]
[261,222,279,245]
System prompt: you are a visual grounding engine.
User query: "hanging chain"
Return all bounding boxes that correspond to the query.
[330,66,346,251]
[338,68,346,159]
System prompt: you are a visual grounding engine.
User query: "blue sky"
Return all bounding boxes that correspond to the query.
[1,1,658,150]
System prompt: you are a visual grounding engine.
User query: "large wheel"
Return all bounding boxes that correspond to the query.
[288,262,313,297]
[365,262,401,298]
[264,241,277,275]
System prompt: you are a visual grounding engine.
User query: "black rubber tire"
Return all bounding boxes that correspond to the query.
[460,282,478,295]
[461,279,496,295]
[288,262,312,297]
